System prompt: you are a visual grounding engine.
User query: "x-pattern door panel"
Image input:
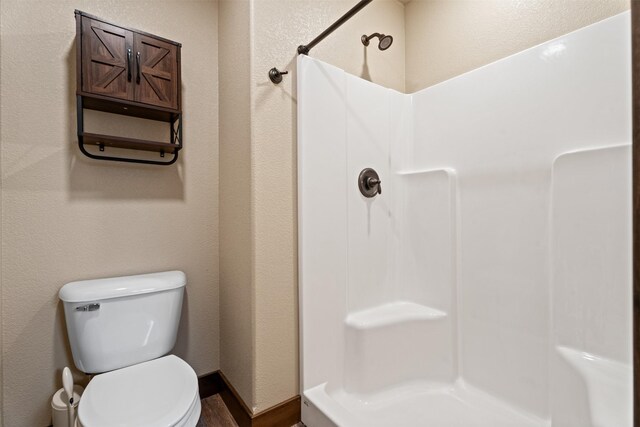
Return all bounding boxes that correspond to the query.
[81,17,133,101]
[134,34,178,109]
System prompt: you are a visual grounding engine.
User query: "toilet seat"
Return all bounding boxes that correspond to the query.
[77,355,201,427]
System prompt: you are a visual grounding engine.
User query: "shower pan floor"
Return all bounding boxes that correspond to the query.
[304,380,547,427]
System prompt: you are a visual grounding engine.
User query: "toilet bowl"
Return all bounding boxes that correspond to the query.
[76,355,201,427]
[60,271,200,427]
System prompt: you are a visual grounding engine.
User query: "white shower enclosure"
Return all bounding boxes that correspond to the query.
[297,12,632,427]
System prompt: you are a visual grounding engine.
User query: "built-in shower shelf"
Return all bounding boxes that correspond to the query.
[555,346,632,427]
[396,167,456,176]
[345,302,446,330]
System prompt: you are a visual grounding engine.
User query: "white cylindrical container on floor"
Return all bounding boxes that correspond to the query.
[51,385,83,427]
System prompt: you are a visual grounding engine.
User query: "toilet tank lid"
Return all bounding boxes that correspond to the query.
[59,270,186,303]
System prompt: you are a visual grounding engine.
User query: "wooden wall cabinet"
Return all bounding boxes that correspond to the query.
[75,10,182,165]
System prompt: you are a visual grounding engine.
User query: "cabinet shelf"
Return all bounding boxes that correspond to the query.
[81,132,181,154]
[80,93,179,122]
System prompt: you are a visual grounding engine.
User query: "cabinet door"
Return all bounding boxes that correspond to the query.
[81,17,134,100]
[133,34,179,109]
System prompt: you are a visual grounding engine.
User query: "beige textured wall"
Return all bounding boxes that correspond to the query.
[2,1,626,424]
[219,0,405,414]
[219,0,255,410]
[251,0,405,412]
[405,0,630,92]
[0,1,219,426]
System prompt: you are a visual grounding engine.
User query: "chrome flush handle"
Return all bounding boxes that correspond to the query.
[75,303,100,312]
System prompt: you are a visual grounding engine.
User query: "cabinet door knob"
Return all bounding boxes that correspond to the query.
[127,49,132,82]
[136,52,141,84]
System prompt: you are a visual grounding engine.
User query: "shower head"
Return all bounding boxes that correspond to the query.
[361,33,393,51]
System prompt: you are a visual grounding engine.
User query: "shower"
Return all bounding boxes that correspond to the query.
[361,32,393,50]
[297,9,632,427]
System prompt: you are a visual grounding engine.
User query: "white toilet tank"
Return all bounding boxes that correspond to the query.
[59,270,186,374]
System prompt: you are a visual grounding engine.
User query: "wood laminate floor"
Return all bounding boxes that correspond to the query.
[196,395,237,427]
[196,395,304,427]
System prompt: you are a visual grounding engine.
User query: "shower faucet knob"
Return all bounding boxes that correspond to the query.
[367,177,382,194]
[358,168,382,198]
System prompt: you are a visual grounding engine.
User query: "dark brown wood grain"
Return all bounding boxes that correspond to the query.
[76,10,181,112]
[176,42,182,112]
[218,371,253,427]
[252,396,301,427]
[75,11,82,96]
[134,33,179,109]
[75,10,182,159]
[81,132,179,153]
[199,371,226,400]
[196,394,304,427]
[633,2,640,426]
[81,16,133,101]
[198,395,239,427]
[81,92,177,122]
[212,370,301,427]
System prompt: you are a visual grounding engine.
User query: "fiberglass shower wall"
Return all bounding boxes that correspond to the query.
[297,58,457,394]
[298,12,631,427]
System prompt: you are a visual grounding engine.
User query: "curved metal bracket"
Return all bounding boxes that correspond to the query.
[77,138,179,166]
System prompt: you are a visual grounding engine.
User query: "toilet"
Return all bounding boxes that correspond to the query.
[59,270,201,427]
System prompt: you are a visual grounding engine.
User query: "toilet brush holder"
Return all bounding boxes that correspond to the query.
[51,385,83,427]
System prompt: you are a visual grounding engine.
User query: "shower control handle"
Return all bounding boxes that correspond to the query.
[367,177,382,195]
[358,168,382,198]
